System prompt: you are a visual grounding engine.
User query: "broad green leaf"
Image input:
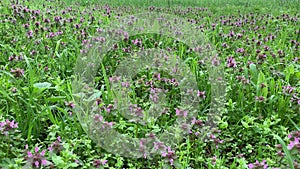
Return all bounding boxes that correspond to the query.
[294,72,300,78]
[33,82,51,89]
[249,64,258,83]
[46,96,66,102]
[241,121,249,129]
[284,64,295,82]
[52,154,64,166]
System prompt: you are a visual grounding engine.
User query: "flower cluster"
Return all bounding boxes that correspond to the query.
[0,119,18,136]
[287,132,300,151]
[247,160,268,169]
[48,136,63,153]
[24,146,49,168]
[153,141,176,166]
[93,159,108,168]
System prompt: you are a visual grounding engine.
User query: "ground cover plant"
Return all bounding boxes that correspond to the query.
[0,0,299,168]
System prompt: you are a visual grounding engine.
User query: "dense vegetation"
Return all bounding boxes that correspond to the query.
[0,0,299,168]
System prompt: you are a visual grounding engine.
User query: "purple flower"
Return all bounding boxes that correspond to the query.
[175,108,188,117]
[247,160,268,169]
[212,56,220,66]
[24,146,49,168]
[197,90,206,99]
[106,104,114,113]
[192,117,203,126]
[95,98,102,105]
[236,48,245,53]
[109,76,121,83]
[94,114,103,123]
[101,121,115,129]
[93,159,108,168]
[48,136,63,153]
[64,101,75,109]
[153,141,166,150]
[227,56,237,68]
[288,137,299,150]
[282,85,295,94]
[0,119,18,135]
[131,38,142,46]
[10,68,24,77]
[255,96,265,102]
[248,163,255,169]
[161,146,176,165]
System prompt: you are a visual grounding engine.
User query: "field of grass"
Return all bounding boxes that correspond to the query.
[0,0,299,168]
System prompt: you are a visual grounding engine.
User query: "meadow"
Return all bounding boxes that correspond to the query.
[0,0,299,168]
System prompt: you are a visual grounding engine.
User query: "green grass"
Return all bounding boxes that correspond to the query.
[0,0,299,168]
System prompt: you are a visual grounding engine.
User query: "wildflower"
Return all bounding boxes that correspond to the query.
[287,137,299,150]
[212,55,220,66]
[35,21,40,27]
[236,33,243,38]
[255,96,265,102]
[64,101,75,109]
[0,119,18,135]
[277,49,284,56]
[10,68,24,77]
[106,104,114,113]
[277,151,285,157]
[131,38,142,47]
[197,90,206,99]
[191,117,203,126]
[227,56,237,68]
[212,156,217,165]
[101,121,115,129]
[147,132,156,139]
[23,23,30,28]
[8,55,15,61]
[48,136,63,153]
[175,108,188,117]
[282,85,295,94]
[94,114,103,123]
[95,98,102,105]
[236,48,245,53]
[24,146,49,168]
[222,43,228,48]
[161,146,176,165]
[109,76,121,83]
[121,81,130,88]
[153,73,161,81]
[93,159,108,168]
[128,104,143,117]
[247,160,268,169]
[43,18,50,23]
[154,141,166,150]
[263,46,270,51]
[275,144,282,149]
[54,16,62,22]
[257,53,267,60]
